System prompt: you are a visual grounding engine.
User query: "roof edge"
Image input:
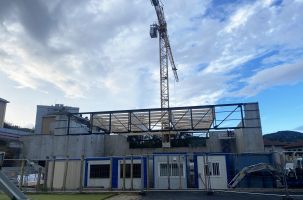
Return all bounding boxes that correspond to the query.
[0,98,9,103]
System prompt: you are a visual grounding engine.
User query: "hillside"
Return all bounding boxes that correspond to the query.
[3,122,34,133]
[263,130,303,143]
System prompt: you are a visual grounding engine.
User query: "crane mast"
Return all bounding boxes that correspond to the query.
[150,0,179,109]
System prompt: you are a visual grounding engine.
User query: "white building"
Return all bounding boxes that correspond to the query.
[34,104,79,134]
[0,98,9,128]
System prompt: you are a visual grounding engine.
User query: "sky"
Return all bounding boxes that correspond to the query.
[0,0,302,134]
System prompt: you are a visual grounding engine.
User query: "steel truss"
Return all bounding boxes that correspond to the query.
[64,103,261,135]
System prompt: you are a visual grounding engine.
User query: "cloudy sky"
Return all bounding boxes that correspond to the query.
[0,0,302,134]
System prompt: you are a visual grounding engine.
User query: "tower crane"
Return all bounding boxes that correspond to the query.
[150,0,179,109]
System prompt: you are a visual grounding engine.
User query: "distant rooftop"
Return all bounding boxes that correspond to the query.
[0,98,9,103]
[263,139,289,147]
[37,104,79,114]
[285,141,303,149]
[0,127,30,139]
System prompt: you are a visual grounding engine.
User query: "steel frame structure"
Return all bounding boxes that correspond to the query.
[63,103,261,135]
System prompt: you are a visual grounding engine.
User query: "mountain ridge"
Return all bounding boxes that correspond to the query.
[263,130,303,143]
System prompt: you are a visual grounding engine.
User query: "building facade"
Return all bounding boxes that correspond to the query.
[0,98,9,128]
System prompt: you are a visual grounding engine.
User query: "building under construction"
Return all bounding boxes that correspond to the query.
[7,102,274,191]
[21,102,264,160]
[0,0,288,194]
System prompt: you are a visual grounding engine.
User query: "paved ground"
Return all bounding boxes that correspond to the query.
[130,191,303,200]
[107,193,141,200]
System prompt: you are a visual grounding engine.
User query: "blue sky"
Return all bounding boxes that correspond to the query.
[0,0,302,134]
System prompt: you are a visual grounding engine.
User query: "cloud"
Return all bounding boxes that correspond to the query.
[190,0,303,103]
[223,3,257,33]
[203,54,254,74]
[294,126,303,132]
[0,0,157,99]
[0,0,302,121]
[236,61,303,96]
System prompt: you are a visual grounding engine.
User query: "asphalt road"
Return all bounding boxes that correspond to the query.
[141,191,303,200]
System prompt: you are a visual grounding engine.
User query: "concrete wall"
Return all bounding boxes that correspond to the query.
[235,103,264,153]
[21,134,104,160]
[21,131,232,160]
[208,131,228,152]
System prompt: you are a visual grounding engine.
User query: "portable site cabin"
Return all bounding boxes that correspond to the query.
[194,153,276,189]
[153,153,187,189]
[194,154,228,190]
[84,157,111,189]
[84,156,147,190]
[46,153,277,191]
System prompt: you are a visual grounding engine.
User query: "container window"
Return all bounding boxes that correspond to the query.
[160,163,183,177]
[120,164,130,178]
[133,164,141,178]
[212,162,220,176]
[204,164,211,176]
[90,164,110,178]
[120,163,141,178]
[160,163,169,176]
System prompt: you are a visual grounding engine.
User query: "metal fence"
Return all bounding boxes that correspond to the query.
[2,159,44,192]
[1,152,300,193]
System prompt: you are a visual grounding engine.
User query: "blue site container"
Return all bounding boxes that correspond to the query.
[84,156,147,189]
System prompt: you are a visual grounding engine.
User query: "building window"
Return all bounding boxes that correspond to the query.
[160,163,169,176]
[90,164,110,178]
[204,162,220,176]
[120,163,141,178]
[159,163,183,177]
[120,164,130,178]
[133,164,141,178]
[212,163,220,176]
[204,164,211,176]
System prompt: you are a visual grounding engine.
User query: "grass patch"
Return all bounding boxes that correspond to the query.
[0,193,116,200]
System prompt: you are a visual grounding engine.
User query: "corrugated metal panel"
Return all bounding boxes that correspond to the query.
[53,161,65,189]
[47,160,81,190]
[65,160,81,190]
[47,161,53,188]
